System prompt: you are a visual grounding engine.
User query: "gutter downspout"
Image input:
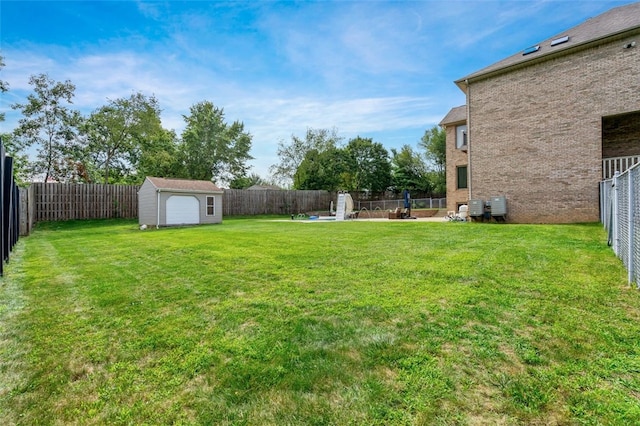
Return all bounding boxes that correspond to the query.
[465,79,472,200]
[156,189,161,229]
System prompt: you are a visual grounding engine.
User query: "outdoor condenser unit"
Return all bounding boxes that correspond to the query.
[490,196,507,217]
[468,199,484,217]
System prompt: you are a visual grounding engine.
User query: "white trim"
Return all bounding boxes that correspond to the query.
[206,196,215,216]
[156,187,224,194]
[156,190,161,229]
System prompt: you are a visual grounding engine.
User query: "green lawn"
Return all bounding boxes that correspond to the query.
[1,218,639,425]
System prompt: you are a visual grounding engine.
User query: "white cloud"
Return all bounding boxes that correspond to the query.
[4,0,621,180]
[135,0,165,20]
[228,94,445,177]
[239,96,434,135]
[1,45,444,179]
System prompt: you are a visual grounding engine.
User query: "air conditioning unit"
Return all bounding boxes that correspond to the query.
[490,196,507,217]
[468,199,484,216]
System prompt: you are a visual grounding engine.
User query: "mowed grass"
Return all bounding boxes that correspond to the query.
[1,218,640,425]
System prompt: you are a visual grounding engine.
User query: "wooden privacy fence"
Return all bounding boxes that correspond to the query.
[30,183,139,222]
[19,184,335,234]
[222,189,333,216]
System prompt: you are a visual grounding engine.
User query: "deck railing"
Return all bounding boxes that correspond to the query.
[603,155,640,180]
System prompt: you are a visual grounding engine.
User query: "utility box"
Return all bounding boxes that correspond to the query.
[468,199,484,217]
[490,196,507,217]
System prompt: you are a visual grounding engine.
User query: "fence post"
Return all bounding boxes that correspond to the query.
[628,171,635,285]
[613,172,620,255]
[599,181,604,224]
[603,167,640,287]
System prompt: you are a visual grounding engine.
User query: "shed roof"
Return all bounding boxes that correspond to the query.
[456,2,640,88]
[146,177,223,193]
[439,105,467,126]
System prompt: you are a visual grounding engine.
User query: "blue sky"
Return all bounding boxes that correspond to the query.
[0,0,634,180]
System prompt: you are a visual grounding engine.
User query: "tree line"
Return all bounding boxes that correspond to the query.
[1,58,445,193]
[270,127,445,196]
[2,71,252,187]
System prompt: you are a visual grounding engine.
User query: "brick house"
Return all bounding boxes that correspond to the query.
[440,2,640,223]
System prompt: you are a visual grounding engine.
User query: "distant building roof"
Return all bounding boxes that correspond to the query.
[246,184,281,190]
[146,177,223,193]
[456,2,640,89]
[439,105,467,126]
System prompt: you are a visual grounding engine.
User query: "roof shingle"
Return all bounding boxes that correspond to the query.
[439,105,467,126]
[456,2,640,86]
[146,177,223,192]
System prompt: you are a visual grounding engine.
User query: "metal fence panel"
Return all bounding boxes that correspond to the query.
[0,137,20,274]
[632,166,640,284]
[601,164,640,288]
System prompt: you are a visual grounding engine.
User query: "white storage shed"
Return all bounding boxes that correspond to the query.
[138,177,223,228]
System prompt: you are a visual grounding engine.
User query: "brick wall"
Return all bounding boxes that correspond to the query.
[444,122,469,213]
[467,33,640,223]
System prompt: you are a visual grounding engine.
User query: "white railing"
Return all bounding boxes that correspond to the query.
[602,155,640,180]
[600,164,640,287]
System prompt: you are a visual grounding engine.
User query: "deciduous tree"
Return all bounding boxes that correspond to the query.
[293,146,348,191]
[390,144,431,194]
[0,58,29,184]
[82,93,164,184]
[229,173,272,189]
[12,74,81,182]
[0,56,8,122]
[419,125,446,194]
[0,133,29,185]
[344,136,391,193]
[134,128,180,182]
[178,101,253,187]
[270,127,343,188]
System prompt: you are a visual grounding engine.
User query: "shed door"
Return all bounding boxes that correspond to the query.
[166,195,199,225]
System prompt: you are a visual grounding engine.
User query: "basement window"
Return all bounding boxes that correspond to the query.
[522,45,540,55]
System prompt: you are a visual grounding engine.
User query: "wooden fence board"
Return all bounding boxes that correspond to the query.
[221,189,333,216]
[30,183,140,222]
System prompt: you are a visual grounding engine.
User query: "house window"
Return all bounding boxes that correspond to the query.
[456,125,467,149]
[206,196,215,216]
[457,166,468,189]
